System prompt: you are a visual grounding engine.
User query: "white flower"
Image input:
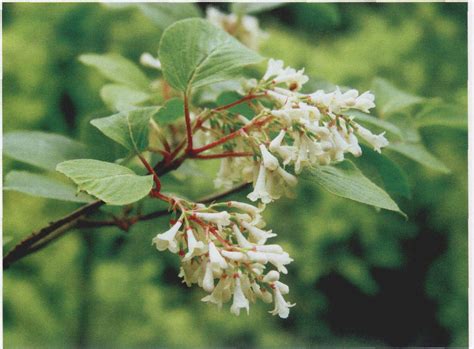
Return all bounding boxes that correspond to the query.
[273,67,309,91]
[251,282,273,303]
[266,90,290,106]
[256,244,284,254]
[140,52,161,70]
[214,158,234,189]
[356,124,389,153]
[203,261,215,292]
[183,228,206,261]
[270,286,295,319]
[309,90,334,108]
[329,126,350,152]
[208,241,228,271]
[247,163,273,204]
[263,270,280,283]
[246,251,268,263]
[241,221,276,245]
[263,59,285,81]
[266,252,293,274]
[259,144,280,171]
[227,201,262,216]
[347,131,362,157]
[179,259,201,287]
[232,225,254,249]
[354,91,375,112]
[230,277,250,316]
[152,220,182,253]
[269,130,286,151]
[275,281,290,295]
[195,211,231,226]
[221,250,247,262]
[276,167,298,187]
[202,276,232,309]
[294,134,310,174]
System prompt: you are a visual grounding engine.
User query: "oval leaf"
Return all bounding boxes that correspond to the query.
[387,142,450,174]
[138,3,201,30]
[154,98,184,125]
[56,159,154,205]
[79,53,150,90]
[371,78,423,117]
[158,18,263,92]
[100,84,150,112]
[90,107,159,153]
[302,160,404,215]
[3,131,89,171]
[4,171,94,203]
[354,145,411,199]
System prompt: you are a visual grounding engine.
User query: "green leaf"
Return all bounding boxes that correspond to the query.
[388,142,451,174]
[4,171,93,203]
[3,131,89,171]
[79,53,150,90]
[414,102,467,129]
[371,78,423,117]
[158,18,263,92]
[302,160,404,215]
[56,159,154,205]
[231,3,284,15]
[138,3,201,30]
[355,145,411,199]
[216,91,254,118]
[90,107,159,153]
[154,98,184,125]
[343,109,403,140]
[100,84,150,112]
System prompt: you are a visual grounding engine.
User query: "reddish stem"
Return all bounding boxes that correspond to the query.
[192,116,273,154]
[138,155,171,203]
[192,152,253,160]
[213,94,261,112]
[184,93,193,154]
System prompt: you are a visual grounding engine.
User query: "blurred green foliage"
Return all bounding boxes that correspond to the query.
[3,2,467,347]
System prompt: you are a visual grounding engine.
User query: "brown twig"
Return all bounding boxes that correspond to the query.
[3,183,251,269]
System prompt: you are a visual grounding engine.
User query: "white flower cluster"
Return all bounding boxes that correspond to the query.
[206,7,267,50]
[212,59,389,205]
[152,58,389,319]
[152,200,294,318]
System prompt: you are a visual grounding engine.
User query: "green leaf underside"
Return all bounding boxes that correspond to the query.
[371,78,423,116]
[158,18,263,92]
[154,98,185,125]
[90,107,159,153]
[138,3,201,30]
[344,109,403,139]
[302,160,403,215]
[357,145,411,199]
[3,131,89,171]
[100,84,150,112]
[4,171,93,203]
[56,159,154,205]
[79,53,149,90]
[388,142,450,174]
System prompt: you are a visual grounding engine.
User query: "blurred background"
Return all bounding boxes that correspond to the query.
[3,2,467,347]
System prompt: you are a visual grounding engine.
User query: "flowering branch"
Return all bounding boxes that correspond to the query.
[3,182,251,269]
